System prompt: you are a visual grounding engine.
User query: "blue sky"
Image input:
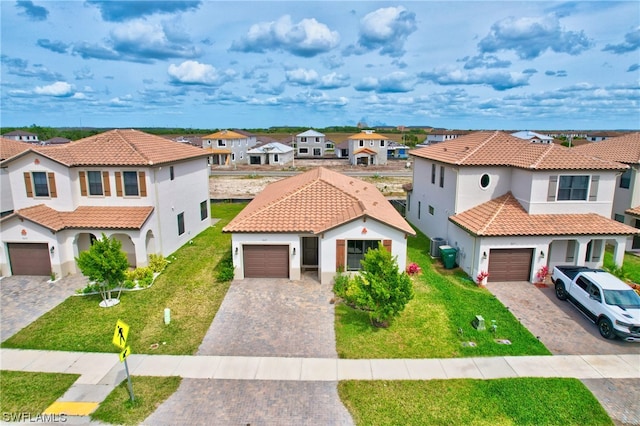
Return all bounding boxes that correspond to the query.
[1,1,638,130]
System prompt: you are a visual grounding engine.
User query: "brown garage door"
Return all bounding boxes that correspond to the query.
[8,243,52,276]
[488,248,533,282]
[243,245,289,278]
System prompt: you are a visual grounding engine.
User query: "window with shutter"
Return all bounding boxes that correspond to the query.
[115,172,123,196]
[547,175,558,201]
[79,171,87,196]
[103,171,111,196]
[24,172,33,197]
[336,240,345,270]
[47,173,57,198]
[589,175,599,201]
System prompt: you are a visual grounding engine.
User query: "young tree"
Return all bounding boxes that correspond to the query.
[353,243,414,327]
[76,233,129,307]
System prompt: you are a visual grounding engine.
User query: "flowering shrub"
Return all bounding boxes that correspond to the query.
[536,265,549,282]
[406,262,422,276]
[476,270,489,283]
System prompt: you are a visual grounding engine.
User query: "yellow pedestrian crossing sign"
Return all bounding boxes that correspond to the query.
[112,319,129,349]
[119,346,131,362]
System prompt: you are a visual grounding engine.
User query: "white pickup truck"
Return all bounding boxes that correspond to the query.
[551,266,640,342]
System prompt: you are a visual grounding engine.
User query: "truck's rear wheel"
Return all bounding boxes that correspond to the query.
[555,281,568,300]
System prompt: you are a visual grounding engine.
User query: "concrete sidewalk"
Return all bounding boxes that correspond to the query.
[2,349,638,381]
[2,349,638,423]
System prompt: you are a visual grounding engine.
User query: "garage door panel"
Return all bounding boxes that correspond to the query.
[243,245,289,278]
[488,248,532,282]
[8,243,52,276]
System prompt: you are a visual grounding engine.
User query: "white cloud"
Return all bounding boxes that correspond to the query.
[231,15,339,57]
[33,81,74,96]
[285,68,319,85]
[168,60,235,86]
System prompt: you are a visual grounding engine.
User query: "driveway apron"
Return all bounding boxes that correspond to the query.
[487,281,640,426]
[145,274,354,425]
[197,276,337,358]
[1,275,87,342]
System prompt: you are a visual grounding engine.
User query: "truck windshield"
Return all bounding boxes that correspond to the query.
[603,289,640,309]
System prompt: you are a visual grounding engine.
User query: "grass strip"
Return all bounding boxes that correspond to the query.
[0,371,80,416]
[91,376,181,425]
[339,378,613,426]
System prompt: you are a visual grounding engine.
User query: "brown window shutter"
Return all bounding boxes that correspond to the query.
[138,171,147,197]
[383,240,392,252]
[24,172,33,197]
[547,175,558,201]
[115,172,123,196]
[589,175,599,201]
[103,171,111,196]
[336,239,345,271]
[79,171,87,196]
[47,172,57,198]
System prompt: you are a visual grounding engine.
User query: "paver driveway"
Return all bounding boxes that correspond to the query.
[487,281,640,426]
[0,275,87,342]
[145,274,354,425]
[197,275,337,357]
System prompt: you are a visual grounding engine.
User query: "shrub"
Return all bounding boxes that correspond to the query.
[148,254,169,273]
[351,243,414,327]
[216,253,235,282]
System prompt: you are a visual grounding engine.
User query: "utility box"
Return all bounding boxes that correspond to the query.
[439,245,457,269]
[430,237,447,257]
[472,315,485,331]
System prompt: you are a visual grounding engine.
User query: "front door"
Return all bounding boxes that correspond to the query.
[302,237,318,266]
[633,219,640,249]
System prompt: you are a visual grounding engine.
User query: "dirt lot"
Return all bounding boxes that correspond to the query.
[209,159,412,199]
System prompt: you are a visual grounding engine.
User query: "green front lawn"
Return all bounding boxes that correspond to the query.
[335,228,551,358]
[91,376,181,425]
[339,378,613,426]
[2,203,245,355]
[0,371,80,417]
[604,245,640,283]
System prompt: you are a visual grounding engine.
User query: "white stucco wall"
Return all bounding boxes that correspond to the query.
[152,159,211,257]
[7,153,76,211]
[527,170,617,216]
[406,158,455,240]
[0,169,13,214]
[455,167,512,213]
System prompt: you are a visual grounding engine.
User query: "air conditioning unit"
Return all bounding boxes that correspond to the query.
[430,237,447,258]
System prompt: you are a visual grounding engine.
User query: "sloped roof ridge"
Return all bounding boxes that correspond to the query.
[528,143,555,169]
[458,130,500,164]
[117,129,152,164]
[477,192,513,234]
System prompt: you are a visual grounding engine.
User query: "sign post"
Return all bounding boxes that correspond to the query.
[113,320,135,402]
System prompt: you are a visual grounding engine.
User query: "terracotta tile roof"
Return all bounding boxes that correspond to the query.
[0,138,31,160]
[206,148,232,154]
[2,129,209,167]
[625,206,640,217]
[224,167,415,235]
[574,132,640,165]
[349,131,390,140]
[353,147,378,155]
[3,204,154,231]
[202,130,247,140]
[450,192,639,237]
[410,131,627,170]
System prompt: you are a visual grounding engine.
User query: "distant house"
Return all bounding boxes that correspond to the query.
[335,140,349,159]
[348,130,390,166]
[224,167,415,284]
[2,130,39,143]
[296,129,326,157]
[585,132,624,142]
[42,137,71,145]
[202,130,257,166]
[247,142,294,166]
[0,130,211,277]
[511,130,554,144]
[425,130,470,144]
[387,140,410,160]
